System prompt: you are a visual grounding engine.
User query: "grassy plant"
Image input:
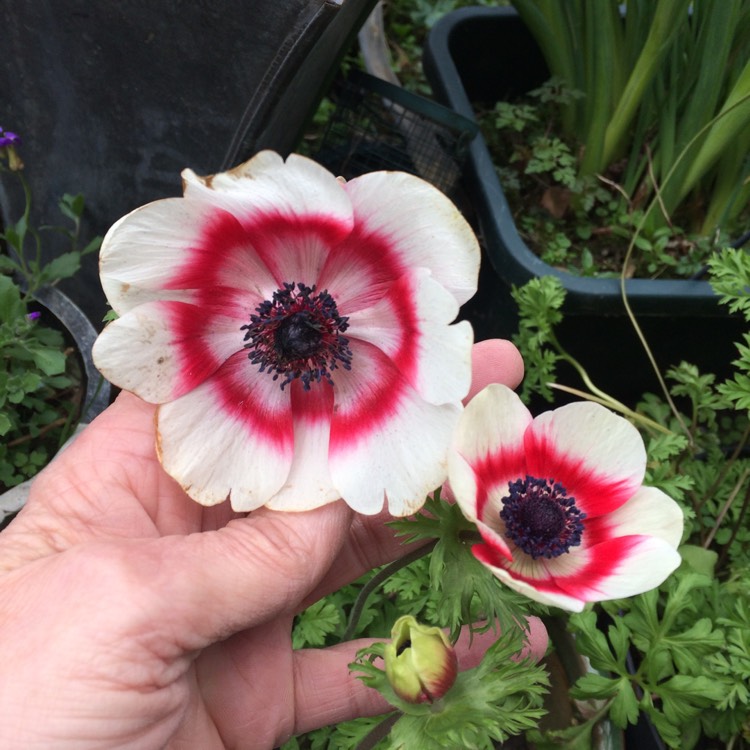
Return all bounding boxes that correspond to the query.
[510,0,750,236]
[481,76,741,278]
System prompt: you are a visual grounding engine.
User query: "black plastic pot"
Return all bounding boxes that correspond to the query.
[32,285,111,423]
[423,7,745,406]
[0,0,378,327]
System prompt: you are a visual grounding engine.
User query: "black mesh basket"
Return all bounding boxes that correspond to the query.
[314,70,478,196]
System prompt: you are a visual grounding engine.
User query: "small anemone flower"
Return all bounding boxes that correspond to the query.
[448,384,683,612]
[93,151,479,516]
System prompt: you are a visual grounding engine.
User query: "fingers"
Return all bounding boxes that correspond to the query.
[289,616,549,739]
[144,502,355,650]
[467,339,524,402]
[301,509,429,608]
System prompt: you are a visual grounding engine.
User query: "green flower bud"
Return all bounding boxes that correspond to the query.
[383,615,458,704]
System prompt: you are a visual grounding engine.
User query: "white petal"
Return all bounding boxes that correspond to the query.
[99,198,276,315]
[182,151,354,251]
[525,402,647,517]
[93,299,250,402]
[342,171,480,305]
[600,485,684,548]
[447,451,481,523]
[265,382,340,511]
[156,352,294,511]
[328,341,461,516]
[347,268,473,405]
[474,548,586,612]
[448,384,532,523]
[553,537,682,602]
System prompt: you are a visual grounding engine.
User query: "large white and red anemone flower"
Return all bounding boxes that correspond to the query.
[92,151,480,516]
[448,384,683,611]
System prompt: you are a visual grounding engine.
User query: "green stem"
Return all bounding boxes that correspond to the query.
[511,0,580,135]
[716,480,750,571]
[597,0,691,174]
[619,216,693,441]
[542,327,673,433]
[549,383,672,435]
[703,467,750,550]
[694,422,750,517]
[678,62,750,208]
[342,539,437,643]
[354,713,400,750]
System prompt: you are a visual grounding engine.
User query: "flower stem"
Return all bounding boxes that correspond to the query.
[342,539,437,643]
[549,383,671,435]
[704,467,750,551]
[694,422,750,517]
[354,713,400,750]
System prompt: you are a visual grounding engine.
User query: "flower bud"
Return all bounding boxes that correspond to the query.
[383,616,458,704]
[0,127,23,170]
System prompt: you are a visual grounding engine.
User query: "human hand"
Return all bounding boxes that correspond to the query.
[0,339,543,750]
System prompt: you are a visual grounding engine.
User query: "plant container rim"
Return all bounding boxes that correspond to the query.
[32,284,111,422]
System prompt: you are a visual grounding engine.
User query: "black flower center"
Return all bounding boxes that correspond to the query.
[275,312,323,360]
[241,282,352,390]
[499,476,586,559]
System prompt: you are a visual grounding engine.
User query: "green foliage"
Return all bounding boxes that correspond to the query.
[0,140,98,494]
[0,185,101,295]
[288,492,547,749]
[510,0,750,235]
[291,600,343,650]
[709,247,750,320]
[567,565,750,750]
[398,495,537,640]
[524,136,577,190]
[511,275,565,403]
[472,1,750,279]
[349,628,548,750]
[281,715,387,750]
[480,73,738,279]
[0,270,79,492]
[509,248,750,748]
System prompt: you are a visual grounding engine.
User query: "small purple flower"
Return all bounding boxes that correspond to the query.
[0,127,21,148]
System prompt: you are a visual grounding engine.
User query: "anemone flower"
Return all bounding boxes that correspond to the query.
[93,151,479,515]
[448,384,683,611]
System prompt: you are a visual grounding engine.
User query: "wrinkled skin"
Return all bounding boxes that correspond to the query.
[0,340,545,749]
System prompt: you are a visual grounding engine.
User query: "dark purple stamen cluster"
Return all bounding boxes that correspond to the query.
[499,476,586,559]
[241,282,352,390]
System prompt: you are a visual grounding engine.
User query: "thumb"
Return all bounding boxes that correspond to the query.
[140,501,353,650]
[466,339,524,403]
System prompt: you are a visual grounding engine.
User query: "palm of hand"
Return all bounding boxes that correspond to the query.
[0,340,537,750]
[0,393,382,749]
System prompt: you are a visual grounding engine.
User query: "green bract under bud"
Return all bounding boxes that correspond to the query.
[383,615,458,704]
